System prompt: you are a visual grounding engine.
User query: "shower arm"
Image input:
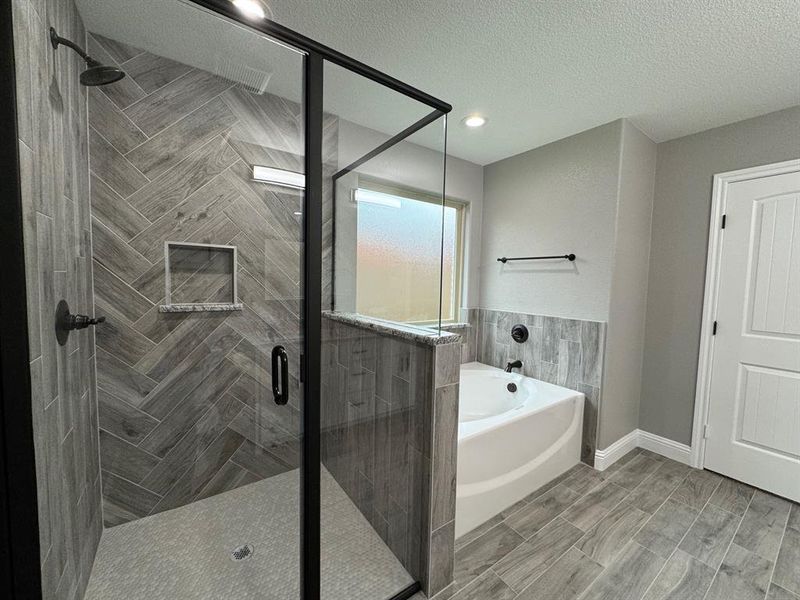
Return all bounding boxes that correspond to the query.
[49,27,100,66]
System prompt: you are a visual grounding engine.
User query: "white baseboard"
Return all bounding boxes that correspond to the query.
[594,429,692,471]
[594,430,639,471]
[638,430,692,465]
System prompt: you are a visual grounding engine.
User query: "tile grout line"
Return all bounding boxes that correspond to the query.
[764,503,792,597]
[697,479,751,600]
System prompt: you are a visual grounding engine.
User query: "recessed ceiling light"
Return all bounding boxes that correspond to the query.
[232,0,267,20]
[462,115,487,128]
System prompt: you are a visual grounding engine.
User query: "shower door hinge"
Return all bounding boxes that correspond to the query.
[712,321,718,335]
[299,353,305,383]
[704,424,711,439]
[721,214,727,229]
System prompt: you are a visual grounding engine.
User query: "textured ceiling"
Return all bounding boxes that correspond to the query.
[78,0,800,165]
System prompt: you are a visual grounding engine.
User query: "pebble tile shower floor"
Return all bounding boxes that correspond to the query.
[413,448,800,600]
[85,469,413,599]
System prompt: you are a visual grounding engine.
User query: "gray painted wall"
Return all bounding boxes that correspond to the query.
[480,121,623,322]
[639,106,800,445]
[599,122,657,448]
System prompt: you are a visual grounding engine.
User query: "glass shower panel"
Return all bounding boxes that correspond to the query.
[321,60,447,599]
[22,0,309,597]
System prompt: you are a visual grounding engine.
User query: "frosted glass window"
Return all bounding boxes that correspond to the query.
[355,188,462,323]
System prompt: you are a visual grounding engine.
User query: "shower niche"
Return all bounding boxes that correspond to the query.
[159,241,242,312]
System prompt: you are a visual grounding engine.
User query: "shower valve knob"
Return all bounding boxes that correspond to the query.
[55,299,105,346]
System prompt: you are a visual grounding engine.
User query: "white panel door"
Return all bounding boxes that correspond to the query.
[705,169,800,502]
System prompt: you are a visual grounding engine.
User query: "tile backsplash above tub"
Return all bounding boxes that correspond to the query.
[451,308,606,465]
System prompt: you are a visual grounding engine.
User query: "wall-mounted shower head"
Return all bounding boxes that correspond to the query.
[49,27,126,87]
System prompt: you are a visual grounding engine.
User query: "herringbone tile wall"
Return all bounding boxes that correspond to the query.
[87,33,338,526]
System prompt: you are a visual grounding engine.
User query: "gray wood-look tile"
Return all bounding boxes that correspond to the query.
[733,490,792,562]
[88,36,147,110]
[580,320,604,387]
[561,463,606,495]
[96,348,156,408]
[92,216,152,283]
[150,428,245,514]
[455,517,503,553]
[99,429,159,484]
[678,503,741,568]
[124,69,232,137]
[445,570,514,600]
[505,484,583,539]
[575,501,651,566]
[230,439,293,480]
[516,546,603,600]
[561,481,630,531]
[93,259,153,323]
[428,520,456,596]
[102,470,162,524]
[705,543,773,600]
[88,87,147,155]
[768,583,800,600]
[97,387,157,445]
[606,453,662,490]
[788,504,800,530]
[670,469,723,509]
[773,519,800,596]
[95,299,156,365]
[634,498,699,558]
[452,522,524,591]
[126,133,238,221]
[123,52,193,94]
[89,128,148,199]
[581,541,665,600]
[193,460,258,502]
[627,459,691,513]
[709,478,755,516]
[641,549,715,600]
[493,517,584,592]
[126,98,237,183]
[90,174,151,245]
[432,383,459,529]
[558,339,582,388]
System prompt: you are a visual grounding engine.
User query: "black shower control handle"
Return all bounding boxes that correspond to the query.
[55,299,104,346]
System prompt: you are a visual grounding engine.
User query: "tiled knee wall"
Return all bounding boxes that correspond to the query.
[321,316,461,596]
[445,308,606,465]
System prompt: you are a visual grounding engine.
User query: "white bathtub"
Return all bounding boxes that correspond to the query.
[455,362,584,538]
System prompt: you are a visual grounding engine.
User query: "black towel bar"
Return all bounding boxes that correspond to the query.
[497,254,576,263]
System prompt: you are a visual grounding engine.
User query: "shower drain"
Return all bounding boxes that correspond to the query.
[230,544,254,562]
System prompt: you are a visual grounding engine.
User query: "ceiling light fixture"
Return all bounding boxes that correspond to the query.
[462,115,487,128]
[252,165,305,189]
[232,0,267,20]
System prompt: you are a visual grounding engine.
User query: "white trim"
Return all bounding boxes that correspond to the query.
[690,159,800,469]
[594,429,692,470]
[594,429,639,471]
[638,430,692,465]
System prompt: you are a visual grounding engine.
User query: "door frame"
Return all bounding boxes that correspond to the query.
[690,158,800,469]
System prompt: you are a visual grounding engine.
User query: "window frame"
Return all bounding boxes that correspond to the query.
[352,177,466,326]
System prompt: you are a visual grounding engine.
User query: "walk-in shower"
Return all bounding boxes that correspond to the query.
[3,0,453,599]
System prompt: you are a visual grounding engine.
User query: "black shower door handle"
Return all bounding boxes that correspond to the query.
[271,345,289,405]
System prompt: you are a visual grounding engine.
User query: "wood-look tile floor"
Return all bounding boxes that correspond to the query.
[418,448,800,600]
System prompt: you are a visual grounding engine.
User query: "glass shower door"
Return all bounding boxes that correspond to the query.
[32,1,310,597]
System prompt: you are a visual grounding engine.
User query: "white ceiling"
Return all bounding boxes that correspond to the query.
[78,0,800,166]
[265,0,800,165]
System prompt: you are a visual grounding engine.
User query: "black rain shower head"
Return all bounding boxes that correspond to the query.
[49,27,126,86]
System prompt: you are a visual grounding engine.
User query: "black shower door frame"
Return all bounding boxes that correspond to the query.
[0,1,451,598]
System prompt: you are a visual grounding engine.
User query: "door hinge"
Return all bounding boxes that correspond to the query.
[721,214,727,229]
[712,321,718,335]
[703,424,711,439]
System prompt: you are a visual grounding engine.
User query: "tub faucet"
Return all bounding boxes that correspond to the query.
[505,360,523,373]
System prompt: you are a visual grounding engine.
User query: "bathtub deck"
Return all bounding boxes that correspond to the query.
[416,448,800,600]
